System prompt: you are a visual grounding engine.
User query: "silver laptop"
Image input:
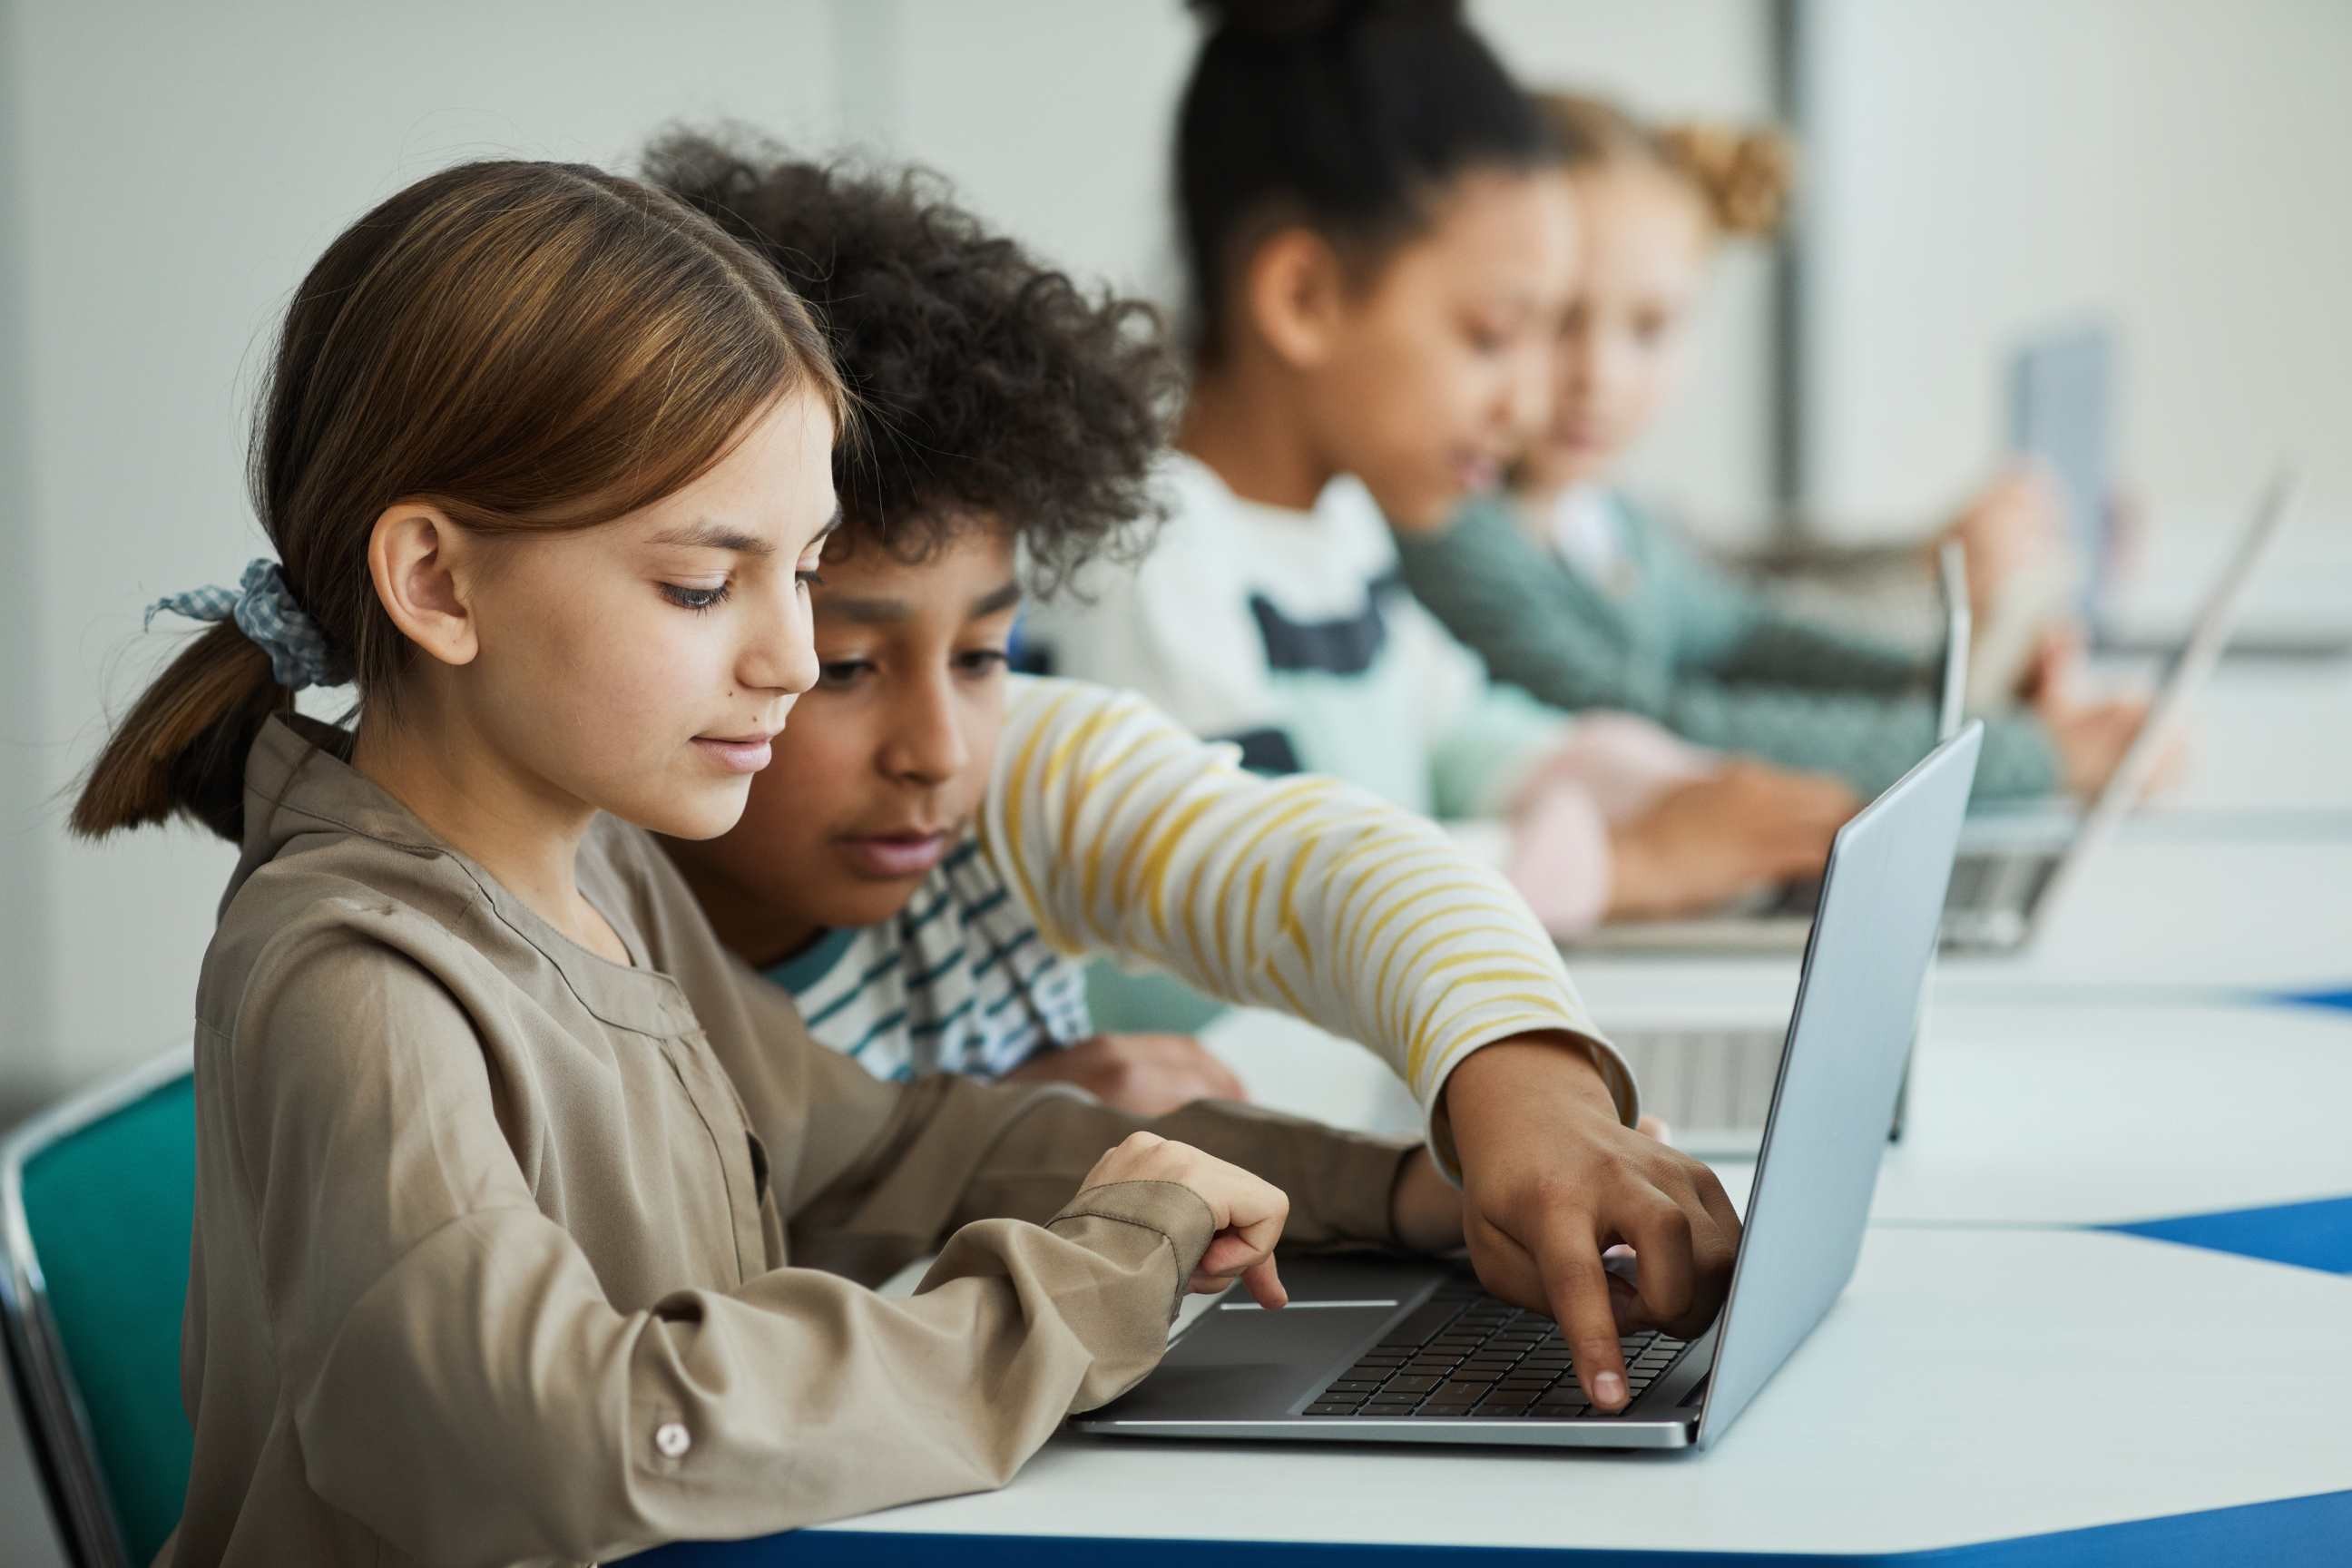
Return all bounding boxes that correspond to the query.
[1076,723,1983,1450]
[1572,467,2295,963]
[1943,466,2294,950]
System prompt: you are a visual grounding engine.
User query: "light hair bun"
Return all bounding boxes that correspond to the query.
[1534,90,1797,241]
[1655,121,1794,238]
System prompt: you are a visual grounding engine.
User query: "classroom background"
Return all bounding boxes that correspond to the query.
[2,2,2347,1562]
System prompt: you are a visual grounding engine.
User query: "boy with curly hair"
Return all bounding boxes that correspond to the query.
[649,138,1240,1111]
[651,138,1740,1410]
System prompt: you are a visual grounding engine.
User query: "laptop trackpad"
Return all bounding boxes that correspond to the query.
[1100,1301,1400,1421]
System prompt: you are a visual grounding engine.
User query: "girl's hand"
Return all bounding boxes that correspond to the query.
[1943,466,2069,625]
[1604,762,1857,920]
[2025,629,2176,800]
[1079,1132,1289,1307]
[1005,1033,1247,1115]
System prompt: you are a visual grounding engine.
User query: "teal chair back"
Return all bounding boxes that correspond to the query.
[1,1045,197,1568]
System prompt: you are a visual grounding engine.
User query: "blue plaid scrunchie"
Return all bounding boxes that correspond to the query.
[145,559,348,691]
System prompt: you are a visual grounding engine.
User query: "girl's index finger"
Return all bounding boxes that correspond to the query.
[1240,1257,1287,1309]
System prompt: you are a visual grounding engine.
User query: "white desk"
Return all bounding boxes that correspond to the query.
[642,664,2352,1565]
[655,1230,2352,1563]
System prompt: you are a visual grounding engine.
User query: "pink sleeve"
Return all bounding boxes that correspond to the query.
[1513,712,1715,824]
[1504,779,1613,938]
[1504,713,1717,939]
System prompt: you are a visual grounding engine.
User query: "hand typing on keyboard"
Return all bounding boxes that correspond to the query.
[1302,1285,1693,1421]
[1441,1035,1741,1413]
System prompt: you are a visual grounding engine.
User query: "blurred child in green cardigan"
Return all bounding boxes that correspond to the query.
[1390,92,2147,801]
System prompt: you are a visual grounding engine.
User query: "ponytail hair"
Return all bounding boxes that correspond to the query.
[1177,0,1549,362]
[72,160,844,844]
[1534,91,1795,240]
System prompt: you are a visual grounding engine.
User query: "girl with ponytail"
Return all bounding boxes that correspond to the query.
[1389,92,2151,803]
[76,160,1414,1566]
[1038,0,1754,1417]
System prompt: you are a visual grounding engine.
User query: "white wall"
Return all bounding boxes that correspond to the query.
[0,0,1775,1112]
[1800,0,2352,542]
[2,0,848,1110]
[0,0,51,1122]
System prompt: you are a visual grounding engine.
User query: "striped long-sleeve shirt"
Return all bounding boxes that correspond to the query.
[769,675,1632,1171]
[765,835,1093,1080]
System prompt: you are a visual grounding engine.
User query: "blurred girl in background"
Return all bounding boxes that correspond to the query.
[1390,92,2147,801]
[1039,0,1857,944]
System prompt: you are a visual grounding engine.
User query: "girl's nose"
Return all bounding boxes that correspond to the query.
[741,578,819,697]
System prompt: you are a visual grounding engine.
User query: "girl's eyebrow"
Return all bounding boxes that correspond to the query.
[647,520,776,556]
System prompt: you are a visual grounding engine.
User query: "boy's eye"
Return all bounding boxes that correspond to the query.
[662,582,730,612]
[797,570,826,592]
[816,657,874,691]
[954,648,1011,677]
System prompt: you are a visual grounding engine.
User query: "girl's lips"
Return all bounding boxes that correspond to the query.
[1550,420,1615,456]
[692,735,774,774]
[841,830,952,878]
[1456,452,1504,494]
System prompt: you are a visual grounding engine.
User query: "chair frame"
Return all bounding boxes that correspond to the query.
[0,1042,195,1568]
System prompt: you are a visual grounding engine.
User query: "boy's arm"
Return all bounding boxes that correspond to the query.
[981,678,1742,1410]
[982,677,1639,1171]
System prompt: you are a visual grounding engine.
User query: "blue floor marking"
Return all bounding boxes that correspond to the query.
[2102,1193,2352,1274]
[646,1487,2352,1566]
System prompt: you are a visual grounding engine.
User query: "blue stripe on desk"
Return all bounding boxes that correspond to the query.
[1925,979,2352,1013]
[2102,1193,2352,1273]
[648,1487,2352,1566]
[2275,985,2352,1014]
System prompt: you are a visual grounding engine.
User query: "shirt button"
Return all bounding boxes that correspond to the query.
[653,1422,692,1458]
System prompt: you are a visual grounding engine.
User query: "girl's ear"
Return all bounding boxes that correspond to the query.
[1243,227,1348,372]
[368,503,480,667]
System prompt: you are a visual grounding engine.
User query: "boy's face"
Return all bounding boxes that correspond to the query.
[667,521,1020,960]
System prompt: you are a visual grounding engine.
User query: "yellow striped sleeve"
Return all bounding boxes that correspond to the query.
[977,676,1636,1175]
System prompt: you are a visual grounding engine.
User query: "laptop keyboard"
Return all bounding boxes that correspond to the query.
[1299,1281,1688,1419]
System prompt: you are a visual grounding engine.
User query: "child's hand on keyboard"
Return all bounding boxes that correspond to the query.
[1081,1131,1290,1308]
[1441,1035,1740,1411]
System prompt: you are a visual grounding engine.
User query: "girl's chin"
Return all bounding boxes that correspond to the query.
[628,777,756,843]
[1536,441,1619,485]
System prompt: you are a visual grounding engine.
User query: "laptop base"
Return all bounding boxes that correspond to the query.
[1076,1259,1712,1452]
[1075,1415,1697,1449]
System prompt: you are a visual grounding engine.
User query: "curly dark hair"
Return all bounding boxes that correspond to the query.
[646,131,1181,595]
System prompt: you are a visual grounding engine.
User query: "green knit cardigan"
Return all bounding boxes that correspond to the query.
[1391,494,2060,799]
